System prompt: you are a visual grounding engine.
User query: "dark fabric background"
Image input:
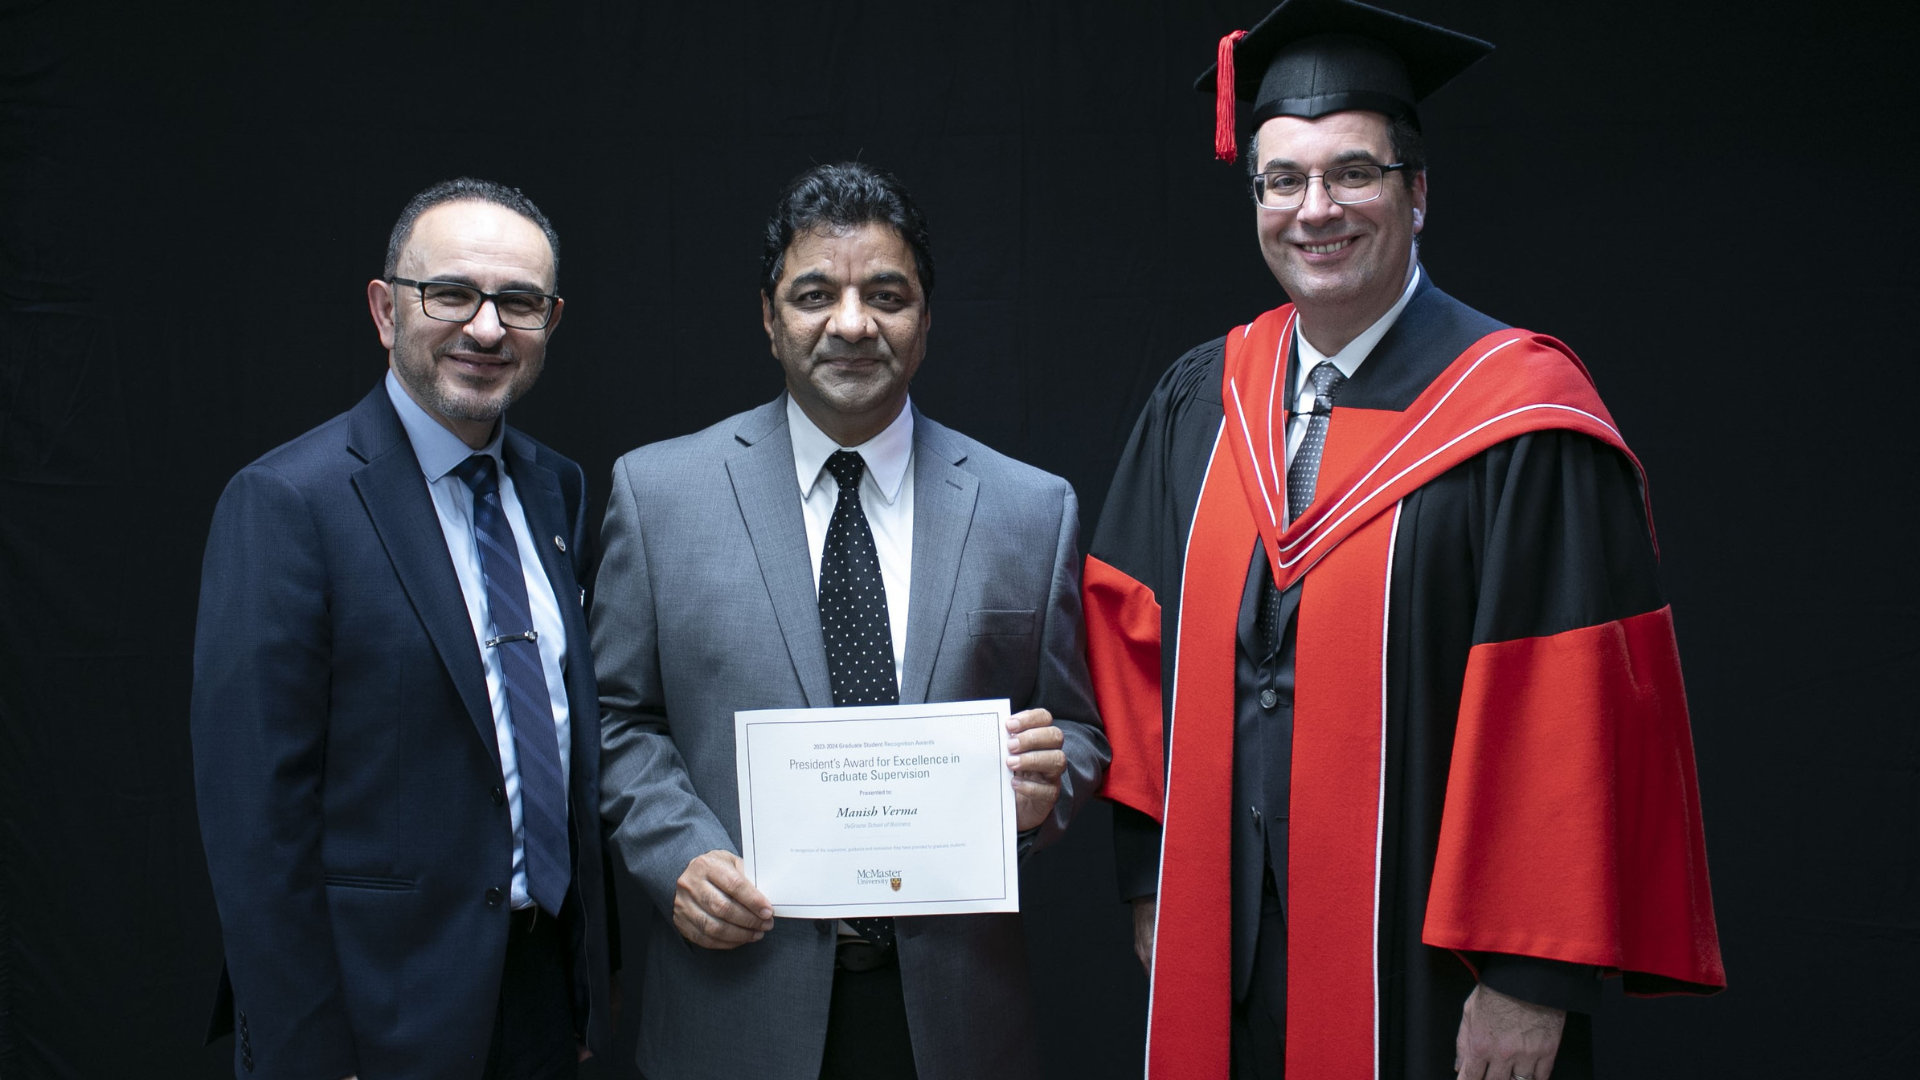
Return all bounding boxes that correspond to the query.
[2,0,1913,1076]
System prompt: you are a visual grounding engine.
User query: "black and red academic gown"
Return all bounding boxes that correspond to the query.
[1085,277,1724,1079]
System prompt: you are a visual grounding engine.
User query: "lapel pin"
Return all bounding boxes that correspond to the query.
[553,535,567,554]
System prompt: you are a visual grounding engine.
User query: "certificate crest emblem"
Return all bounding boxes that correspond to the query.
[890,875,902,892]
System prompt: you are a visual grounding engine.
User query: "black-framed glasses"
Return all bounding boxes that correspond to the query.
[1252,163,1410,211]
[388,277,560,330]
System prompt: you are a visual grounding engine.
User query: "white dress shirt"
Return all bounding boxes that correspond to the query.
[386,371,572,911]
[787,394,915,677]
[1287,263,1424,460]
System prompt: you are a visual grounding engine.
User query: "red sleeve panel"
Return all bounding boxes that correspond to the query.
[1422,605,1726,992]
[1083,555,1166,821]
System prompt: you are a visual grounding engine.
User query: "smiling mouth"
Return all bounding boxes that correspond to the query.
[1299,239,1355,255]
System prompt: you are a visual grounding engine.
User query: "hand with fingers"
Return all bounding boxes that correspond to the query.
[1453,982,1565,1080]
[673,850,775,949]
[1006,708,1068,832]
[1131,895,1157,977]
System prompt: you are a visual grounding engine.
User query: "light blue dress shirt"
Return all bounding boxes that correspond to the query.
[385,371,573,910]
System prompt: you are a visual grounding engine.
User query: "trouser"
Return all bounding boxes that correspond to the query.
[482,907,578,1080]
[1232,875,1288,1080]
[820,939,917,1080]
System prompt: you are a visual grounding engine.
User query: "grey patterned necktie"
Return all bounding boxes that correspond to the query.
[1261,362,1345,657]
[817,450,898,950]
[1287,361,1346,523]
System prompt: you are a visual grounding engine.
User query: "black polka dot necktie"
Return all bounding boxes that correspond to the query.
[817,450,898,949]
[1287,361,1346,523]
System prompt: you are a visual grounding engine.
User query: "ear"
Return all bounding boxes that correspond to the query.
[1409,170,1429,234]
[543,297,565,338]
[761,291,776,354]
[368,278,398,349]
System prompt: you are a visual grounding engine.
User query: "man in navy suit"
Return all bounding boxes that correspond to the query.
[191,178,612,1080]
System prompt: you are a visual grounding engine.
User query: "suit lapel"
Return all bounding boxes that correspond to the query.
[727,400,836,708]
[503,437,596,737]
[505,440,603,817]
[347,389,500,768]
[900,414,978,706]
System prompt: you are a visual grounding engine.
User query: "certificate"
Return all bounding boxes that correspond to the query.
[734,699,1019,918]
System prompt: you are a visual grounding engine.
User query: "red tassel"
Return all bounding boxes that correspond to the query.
[1215,30,1248,162]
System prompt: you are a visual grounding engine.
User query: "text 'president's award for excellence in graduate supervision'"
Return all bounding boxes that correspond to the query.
[734,699,1020,918]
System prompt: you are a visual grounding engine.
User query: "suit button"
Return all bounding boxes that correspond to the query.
[1259,689,1278,709]
[490,786,506,806]
[485,887,503,907]
[1251,805,1263,828]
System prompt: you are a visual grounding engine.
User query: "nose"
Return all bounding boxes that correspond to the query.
[1295,176,1346,226]
[827,288,876,342]
[463,298,507,346]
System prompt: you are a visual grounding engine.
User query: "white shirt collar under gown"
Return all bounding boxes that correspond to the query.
[1287,262,1424,459]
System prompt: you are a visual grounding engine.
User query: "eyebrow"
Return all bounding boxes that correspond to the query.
[1261,148,1388,172]
[786,270,836,292]
[785,269,917,292]
[1330,148,1387,166]
[420,273,551,294]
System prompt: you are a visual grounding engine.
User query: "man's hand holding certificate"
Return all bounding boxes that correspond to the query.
[685,700,1061,927]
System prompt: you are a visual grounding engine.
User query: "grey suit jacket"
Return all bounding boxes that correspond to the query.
[593,397,1108,1080]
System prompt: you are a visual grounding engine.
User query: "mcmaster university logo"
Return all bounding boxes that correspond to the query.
[857,868,903,891]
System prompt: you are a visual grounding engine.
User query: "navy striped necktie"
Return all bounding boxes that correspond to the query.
[452,454,570,917]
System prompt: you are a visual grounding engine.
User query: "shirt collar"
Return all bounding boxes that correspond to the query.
[786,394,915,506]
[1295,262,1423,392]
[385,368,505,482]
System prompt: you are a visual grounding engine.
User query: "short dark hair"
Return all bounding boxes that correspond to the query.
[1386,115,1427,179]
[761,162,935,301]
[1245,113,1428,184]
[384,177,561,287]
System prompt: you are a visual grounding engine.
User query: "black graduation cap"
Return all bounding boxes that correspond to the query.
[1196,0,1493,161]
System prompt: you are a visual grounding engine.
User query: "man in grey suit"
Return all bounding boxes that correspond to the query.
[592,161,1109,1080]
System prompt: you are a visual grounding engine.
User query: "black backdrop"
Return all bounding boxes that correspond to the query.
[3,0,1916,1076]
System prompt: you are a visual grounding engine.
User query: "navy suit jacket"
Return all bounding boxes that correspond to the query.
[191,383,612,1080]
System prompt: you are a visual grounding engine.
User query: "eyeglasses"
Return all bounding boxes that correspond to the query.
[388,277,560,330]
[1252,163,1410,211]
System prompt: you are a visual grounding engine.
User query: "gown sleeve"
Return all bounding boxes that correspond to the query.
[1422,429,1725,995]
[1086,340,1226,902]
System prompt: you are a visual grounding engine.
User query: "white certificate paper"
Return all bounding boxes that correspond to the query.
[734,699,1018,918]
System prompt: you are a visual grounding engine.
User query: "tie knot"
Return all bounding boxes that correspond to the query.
[452,454,499,498]
[1308,361,1346,397]
[825,450,866,490]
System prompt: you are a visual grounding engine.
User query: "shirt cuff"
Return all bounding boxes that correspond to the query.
[1112,804,1163,902]
[1017,827,1039,863]
[1476,953,1603,1013]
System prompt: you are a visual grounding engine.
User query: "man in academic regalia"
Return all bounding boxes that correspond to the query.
[1082,2,1726,1078]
